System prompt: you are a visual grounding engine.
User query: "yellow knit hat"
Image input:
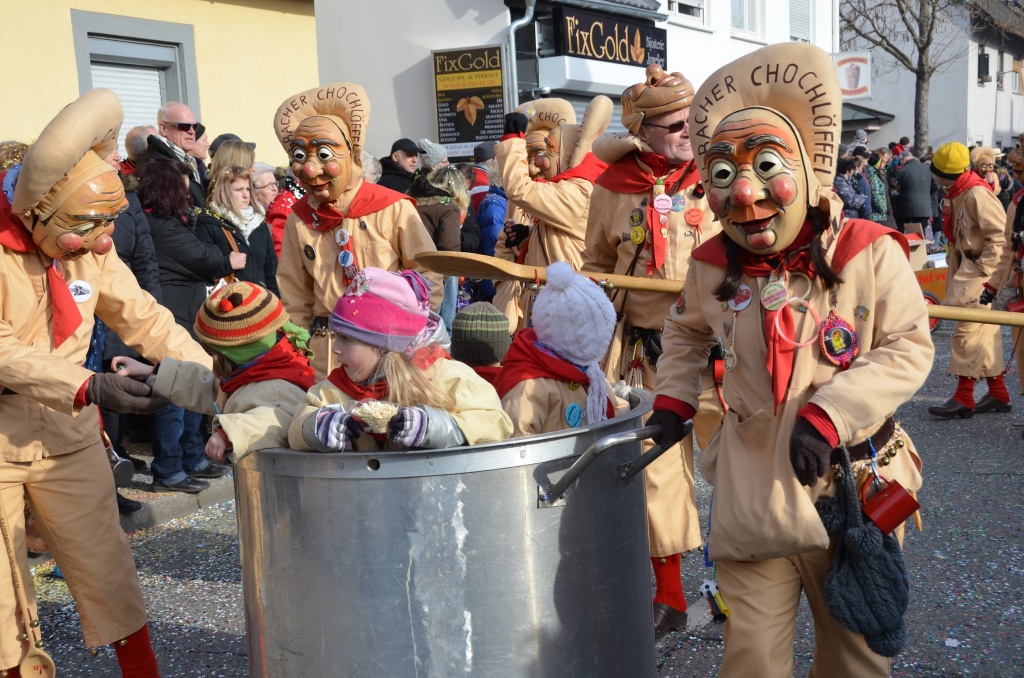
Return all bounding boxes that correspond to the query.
[930,142,971,179]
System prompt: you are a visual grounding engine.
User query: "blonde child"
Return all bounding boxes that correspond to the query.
[494,262,627,436]
[289,268,513,452]
[114,282,315,462]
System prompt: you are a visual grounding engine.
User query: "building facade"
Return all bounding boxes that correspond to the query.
[0,0,317,166]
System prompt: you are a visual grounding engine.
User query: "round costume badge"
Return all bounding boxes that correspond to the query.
[338,250,354,267]
[335,229,350,247]
[671,194,686,212]
[728,284,752,312]
[653,194,673,214]
[760,280,788,311]
[629,208,644,227]
[303,244,316,260]
[68,281,92,303]
[630,226,646,245]
[565,402,585,428]
[568,381,581,391]
[684,208,704,226]
[819,311,860,367]
[675,291,686,315]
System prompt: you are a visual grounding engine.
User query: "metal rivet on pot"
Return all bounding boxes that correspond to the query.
[336,461,345,469]
[520,449,526,458]
[367,459,381,471]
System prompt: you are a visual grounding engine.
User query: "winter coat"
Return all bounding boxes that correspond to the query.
[477,186,507,257]
[501,377,628,437]
[377,156,415,193]
[854,171,872,219]
[460,209,482,254]
[195,208,280,297]
[865,166,895,227]
[893,157,937,219]
[266,186,303,258]
[833,174,867,219]
[152,358,306,462]
[654,213,932,562]
[408,176,463,252]
[288,359,513,451]
[137,135,206,208]
[0,241,210,462]
[147,211,235,339]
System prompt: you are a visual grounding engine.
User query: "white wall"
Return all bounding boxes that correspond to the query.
[314,0,509,159]
[965,37,1024,149]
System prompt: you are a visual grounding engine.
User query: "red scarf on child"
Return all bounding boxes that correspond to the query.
[325,345,450,400]
[493,328,615,419]
[219,337,316,394]
[941,171,990,243]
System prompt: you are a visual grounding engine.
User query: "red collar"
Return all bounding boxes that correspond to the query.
[293,181,412,231]
[543,153,609,185]
[219,338,315,394]
[596,152,699,194]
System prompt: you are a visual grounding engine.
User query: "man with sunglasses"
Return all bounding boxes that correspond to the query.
[137,101,207,207]
[582,64,723,640]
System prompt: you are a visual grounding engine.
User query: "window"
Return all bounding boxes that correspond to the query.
[70,11,200,153]
[1015,57,1023,95]
[732,0,760,35]
[790,0,811,43]
[667,0,704,21]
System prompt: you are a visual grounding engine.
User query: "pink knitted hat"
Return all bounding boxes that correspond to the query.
[328,268,437,353]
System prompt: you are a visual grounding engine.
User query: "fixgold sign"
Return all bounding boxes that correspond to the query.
[555,8,667,68]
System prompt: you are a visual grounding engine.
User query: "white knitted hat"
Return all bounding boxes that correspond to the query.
[532,262,616,425]
[418,138,448,170]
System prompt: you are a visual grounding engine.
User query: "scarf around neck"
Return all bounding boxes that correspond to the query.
[941,171,991,243]
[207,201,264,242]
[219,336,316,394]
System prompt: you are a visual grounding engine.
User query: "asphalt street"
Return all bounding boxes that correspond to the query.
[32,324,1024,677]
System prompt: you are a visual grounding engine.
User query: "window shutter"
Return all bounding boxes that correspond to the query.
[790,0,812,43]
[90,63,164,154]
[567,95,627,137]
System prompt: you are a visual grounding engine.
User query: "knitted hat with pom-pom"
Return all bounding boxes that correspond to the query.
[532,262,616,425]
[195,281,291,364]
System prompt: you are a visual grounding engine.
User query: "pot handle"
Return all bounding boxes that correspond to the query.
[616,418,692,483]
[538,424,663,507]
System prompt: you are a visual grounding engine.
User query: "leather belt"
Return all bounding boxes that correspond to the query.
[846,417,896,461]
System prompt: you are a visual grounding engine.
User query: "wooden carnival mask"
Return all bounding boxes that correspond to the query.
[288,116,353,204]
[34,168,126,260]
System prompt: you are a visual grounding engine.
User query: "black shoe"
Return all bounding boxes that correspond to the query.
[974,394,1012,414]
[124,454,148,471]
[187,462,229,480]
[116,492,143,514]
[653,602,688,640]
[151,477,209,494]
[927,398,974,420]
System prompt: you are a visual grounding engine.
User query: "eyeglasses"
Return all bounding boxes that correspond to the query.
[977,163,994,170]
[167,122,201,132]
[254,180,280,191]
[642,120,687,134]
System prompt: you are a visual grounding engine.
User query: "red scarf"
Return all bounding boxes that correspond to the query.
[941,171,991,243]
[596,153,700,270]
[0,177,81,348]
[219,337,316,394]
[544,153,609,185]
[493,328,615,419]
[473,365,502,384]
[293,180,411,231]
[693,219,907,410]
[324,344,449,400]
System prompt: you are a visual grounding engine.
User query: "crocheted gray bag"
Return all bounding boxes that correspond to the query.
[814,446,909,657]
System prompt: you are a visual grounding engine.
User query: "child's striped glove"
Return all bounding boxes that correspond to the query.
[314,406,365,452]
[387,406,428,448]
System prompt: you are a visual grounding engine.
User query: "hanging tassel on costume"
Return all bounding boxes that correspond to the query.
[112,624,160,678]
[625,338,645,390]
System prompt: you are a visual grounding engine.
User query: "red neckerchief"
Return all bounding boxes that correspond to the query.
[473,365,502,385]
[292,181,411,231]
[219,337,316,394]
[493,328,615,419]
[1013,186,1024,207]
[0,177,81,348]
[942,171,991,243]
[692,219,906,411]
[596,152,699,270]
[542,153,609,185]
[325,344,449,399]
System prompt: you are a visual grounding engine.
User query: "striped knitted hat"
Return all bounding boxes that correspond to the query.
[195,282,288,352]
[451,302,511,366]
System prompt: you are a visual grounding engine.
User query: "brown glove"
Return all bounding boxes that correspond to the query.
[85,373,168,414]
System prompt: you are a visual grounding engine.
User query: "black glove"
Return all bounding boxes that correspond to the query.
[646,410,693,450]
[504,112,529,136]
[85,373,168,414]
[979,285,996,306]
[504,221,531,248]
[789,418,835,487]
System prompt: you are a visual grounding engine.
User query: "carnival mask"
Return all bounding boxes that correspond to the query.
[33,171,126,260]
[526,129,561,180]
[704,110,807,254]
[288,116,353,203]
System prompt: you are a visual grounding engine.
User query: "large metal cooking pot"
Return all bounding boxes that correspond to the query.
[234,389,667,677]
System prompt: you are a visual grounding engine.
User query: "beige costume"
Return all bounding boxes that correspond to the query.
[151,359,306,462]
[581,99,724,558]
[493,97,612,327]
[501,378,628,437]
[289,359,513,451]
[652,44,934,676]
[992,189,1024,390]
[944,184,1010,377]
[0,90,209,667]
[273,83,443,379]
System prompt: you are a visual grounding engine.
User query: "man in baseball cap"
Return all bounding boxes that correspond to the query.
[378,138,425,193]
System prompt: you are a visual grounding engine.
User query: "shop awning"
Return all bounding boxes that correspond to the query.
[842,101,895,131]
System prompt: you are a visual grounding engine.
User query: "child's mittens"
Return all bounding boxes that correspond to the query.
[387,406,429,448]
[313,406,365,452]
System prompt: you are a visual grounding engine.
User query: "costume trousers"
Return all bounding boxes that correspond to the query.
[645,364,724,557]
[949,320,1003,379]
[0,444,147,667]
[716,545,891,678]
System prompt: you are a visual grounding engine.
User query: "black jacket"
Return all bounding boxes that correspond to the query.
[377,157,415,193]
[137,135,207,208]
[148,211,234,338]
[893,158,938,219]
[103,190,164,361]
[195,210,280,297]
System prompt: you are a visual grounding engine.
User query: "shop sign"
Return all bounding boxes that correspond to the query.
[554,8,666,68]
[432,45,504,158]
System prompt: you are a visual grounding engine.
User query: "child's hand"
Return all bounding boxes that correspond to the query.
[206,432,227,464]
[110,357,154,380]
[314,407,365,452]
[387,406,428,448]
